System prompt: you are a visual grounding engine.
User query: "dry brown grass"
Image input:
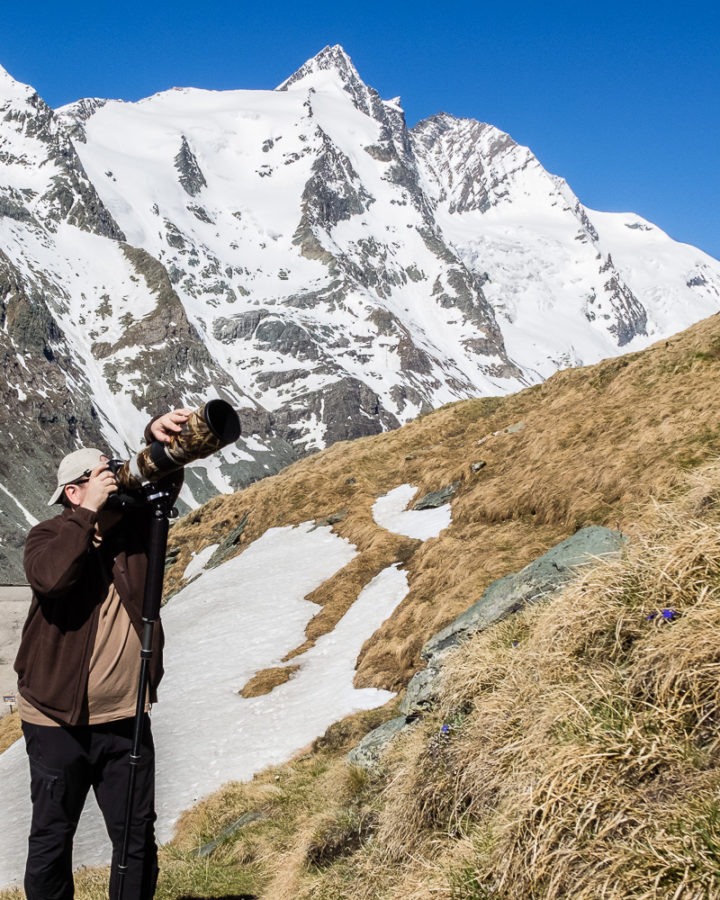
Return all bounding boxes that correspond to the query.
[0,710,21,754]
[142,463,720,900]
[240,665,300,698]
[334,461,720,900]
[165,312,720,695]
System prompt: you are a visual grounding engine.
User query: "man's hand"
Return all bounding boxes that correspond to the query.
[80,462,118,513]
[150,408,193,444]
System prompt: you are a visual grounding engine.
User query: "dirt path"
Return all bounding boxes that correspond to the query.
[0,587,30,713]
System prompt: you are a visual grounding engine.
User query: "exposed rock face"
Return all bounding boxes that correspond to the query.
[601,270,648,345]
[346,526,627,769]
[402,526,626,715]
[272,377,400,452]
[347,716,408,769]
[174,136,207,197]
[278,45,388,123]
[57,97,108,143]
[0,250,109,580]
[413,483,458,510]
[299,128,375,229]
[1,79,124,240]
[193,811,268,859]
[412,114,518,214]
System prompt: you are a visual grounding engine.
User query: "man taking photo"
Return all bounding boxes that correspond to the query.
[14,408,191,900]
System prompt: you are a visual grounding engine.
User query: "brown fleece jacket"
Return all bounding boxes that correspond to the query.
[14,443,182,726]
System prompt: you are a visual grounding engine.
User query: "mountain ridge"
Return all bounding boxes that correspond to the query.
[1,45,719,581]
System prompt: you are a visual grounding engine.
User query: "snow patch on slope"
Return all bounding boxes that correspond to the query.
[373,484,452,540]
[0,521,411,887]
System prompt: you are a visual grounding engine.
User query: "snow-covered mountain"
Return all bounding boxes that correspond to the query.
[1,44,719,579]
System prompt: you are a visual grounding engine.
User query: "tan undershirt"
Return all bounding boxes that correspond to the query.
[19,582,149,727]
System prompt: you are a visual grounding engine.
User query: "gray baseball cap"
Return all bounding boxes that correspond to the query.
[48,448,105,505]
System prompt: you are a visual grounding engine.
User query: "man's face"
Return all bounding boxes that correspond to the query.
[63,456,109,508]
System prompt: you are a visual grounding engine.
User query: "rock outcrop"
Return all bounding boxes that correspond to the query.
[349,526,626,768]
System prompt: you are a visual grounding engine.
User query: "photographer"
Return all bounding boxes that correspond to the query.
[14,408,191,900]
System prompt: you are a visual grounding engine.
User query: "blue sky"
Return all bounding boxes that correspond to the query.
[2,0,718,259]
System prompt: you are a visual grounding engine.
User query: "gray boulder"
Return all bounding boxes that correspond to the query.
[423,525,625,660]
[347,716,408,770]
[398,665,441,716]
[401,526,625,716]
[413,483,458,510]
[193,810,266,858]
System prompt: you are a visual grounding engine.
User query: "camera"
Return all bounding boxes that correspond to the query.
[105,399,241,509]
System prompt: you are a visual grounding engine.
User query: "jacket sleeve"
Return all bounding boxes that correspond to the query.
[24,507,98,598]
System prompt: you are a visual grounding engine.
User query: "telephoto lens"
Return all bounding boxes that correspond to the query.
[115,399,241,491]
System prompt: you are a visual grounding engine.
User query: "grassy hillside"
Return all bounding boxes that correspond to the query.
[1,311,719,899]
[164,311,720,697]
[213,457,719,900]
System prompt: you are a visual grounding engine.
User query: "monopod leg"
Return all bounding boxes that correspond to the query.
[115,503,170,900]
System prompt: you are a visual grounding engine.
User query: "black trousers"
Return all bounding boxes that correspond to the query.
[22,716,158,900]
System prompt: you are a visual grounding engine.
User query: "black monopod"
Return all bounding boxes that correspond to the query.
[113,399,241,900]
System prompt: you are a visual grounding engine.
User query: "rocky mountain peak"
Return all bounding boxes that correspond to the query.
[412,112,507,149]
[277,44,398,126]
[0,64,36,105]
[411,110,457,136]
[56,97,109,121]
[277,44,363,92]
[412,113,536,214]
